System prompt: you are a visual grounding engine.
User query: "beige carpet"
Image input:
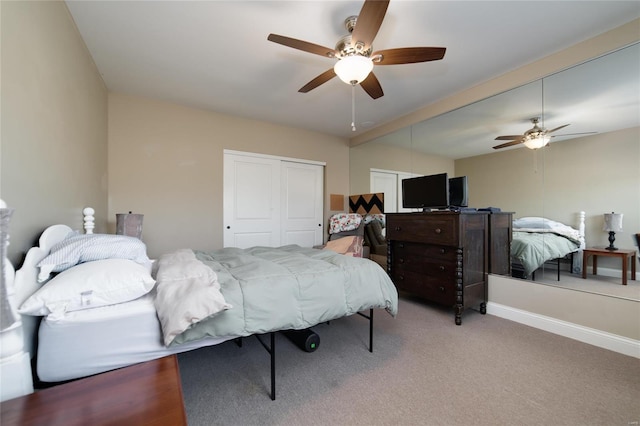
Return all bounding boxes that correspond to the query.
[178,297,640,426]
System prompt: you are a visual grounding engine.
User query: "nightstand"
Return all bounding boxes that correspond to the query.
[582,247,637,285]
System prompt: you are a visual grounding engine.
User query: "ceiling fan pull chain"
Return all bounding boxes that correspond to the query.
[351,83,357,131]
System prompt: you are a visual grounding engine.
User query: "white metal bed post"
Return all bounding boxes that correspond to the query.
[83,207,95,234]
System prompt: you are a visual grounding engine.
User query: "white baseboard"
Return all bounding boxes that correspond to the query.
[487,302,640,358]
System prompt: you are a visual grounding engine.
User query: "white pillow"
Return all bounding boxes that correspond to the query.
[513,217,563,229]
[19,259,156,319]
[37,233,151,282]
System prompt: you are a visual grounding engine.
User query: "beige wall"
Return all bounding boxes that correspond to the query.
[0,1,108,265]
[108,93,350,259]
[349,140,454,198]
[456,127,640,270]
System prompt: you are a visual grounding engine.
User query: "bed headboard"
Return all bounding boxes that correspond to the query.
[577,211,586,249]
[13,208,95,358]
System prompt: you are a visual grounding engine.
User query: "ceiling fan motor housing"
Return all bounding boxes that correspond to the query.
[524,117,546,139]
[335,16,372,59]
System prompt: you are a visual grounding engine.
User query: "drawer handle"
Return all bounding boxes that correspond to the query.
[440,248,445,254]
[439,265,445,271]
[395,226,402,231]
[399,243,404,248]
[398,275,404,281]
[399,258,405,264]
[434,228,442,234]
[439,286,445,292]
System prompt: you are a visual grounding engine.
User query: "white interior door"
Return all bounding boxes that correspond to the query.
[224,153,281,248]
[281,161,324,247]
[370,169,416,213]
[370,170,398,213]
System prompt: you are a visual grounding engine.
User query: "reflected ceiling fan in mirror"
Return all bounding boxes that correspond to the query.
[267,0,446,101]
[492,117,595,150]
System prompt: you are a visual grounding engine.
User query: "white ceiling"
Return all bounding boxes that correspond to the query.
[65,1,640,156]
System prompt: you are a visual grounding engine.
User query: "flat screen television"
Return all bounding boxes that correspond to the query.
[449,176,469,207]
[402,173,449,210]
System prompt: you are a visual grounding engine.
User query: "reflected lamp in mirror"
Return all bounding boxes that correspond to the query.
[603,212,623,251]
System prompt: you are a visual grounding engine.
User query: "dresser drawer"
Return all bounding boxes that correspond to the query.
[392,261,457,281]
[392,270,456,306]
[387,215,459,246]
[392,241,458,262]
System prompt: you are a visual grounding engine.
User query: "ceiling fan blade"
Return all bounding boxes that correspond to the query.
[547,124,570,133]
[350,0,390,51]
[551,131,597,138]
[494,135,524,141]
[360,72,384,99]
[493,140,524,150]
[299,68,337,93]
[267,34,337,58]
[372,47,446,65]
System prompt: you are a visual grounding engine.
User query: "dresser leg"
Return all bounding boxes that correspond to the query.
[480,302,487,315]
[455,305,463,325]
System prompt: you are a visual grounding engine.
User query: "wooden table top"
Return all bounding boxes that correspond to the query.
[583,247,636,256]
[0,355,187,426]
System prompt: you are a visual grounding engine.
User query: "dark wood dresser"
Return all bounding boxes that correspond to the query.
[386,211,489,325]
[488,212,513,276]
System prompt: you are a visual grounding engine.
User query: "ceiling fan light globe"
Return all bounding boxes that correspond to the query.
[334,55,373,85]
[523,134,550,149]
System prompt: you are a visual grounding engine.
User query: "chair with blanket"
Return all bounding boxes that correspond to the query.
[364,217,387,269]
[322,213,365,258]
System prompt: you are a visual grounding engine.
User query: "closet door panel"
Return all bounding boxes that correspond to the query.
[281,161,324,247]
[223,154,281,248]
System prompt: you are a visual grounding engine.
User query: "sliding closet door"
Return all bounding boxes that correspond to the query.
[224,151,324,249]
[281,161,323,247]
[223,153,281,248]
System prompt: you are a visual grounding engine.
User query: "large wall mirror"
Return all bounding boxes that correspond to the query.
[349,42,639,296]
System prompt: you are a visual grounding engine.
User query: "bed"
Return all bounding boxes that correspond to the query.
[510,212,586,280]
[13,211,398,400]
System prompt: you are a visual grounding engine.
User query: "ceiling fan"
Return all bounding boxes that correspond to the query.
[267,0,446,100]
[493,117,573,150]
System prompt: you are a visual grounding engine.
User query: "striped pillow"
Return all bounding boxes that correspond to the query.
[37,233,151,282]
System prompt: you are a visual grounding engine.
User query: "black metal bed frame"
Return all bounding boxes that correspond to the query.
[512,252,576,281]
[236,308,374,401]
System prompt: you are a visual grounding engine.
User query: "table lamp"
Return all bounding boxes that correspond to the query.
[603,212,623,251]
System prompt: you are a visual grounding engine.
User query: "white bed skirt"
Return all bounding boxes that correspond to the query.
[37,292,232,382]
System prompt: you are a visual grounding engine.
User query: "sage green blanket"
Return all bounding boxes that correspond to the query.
[511,231,580,277]
[167,245,398,346]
